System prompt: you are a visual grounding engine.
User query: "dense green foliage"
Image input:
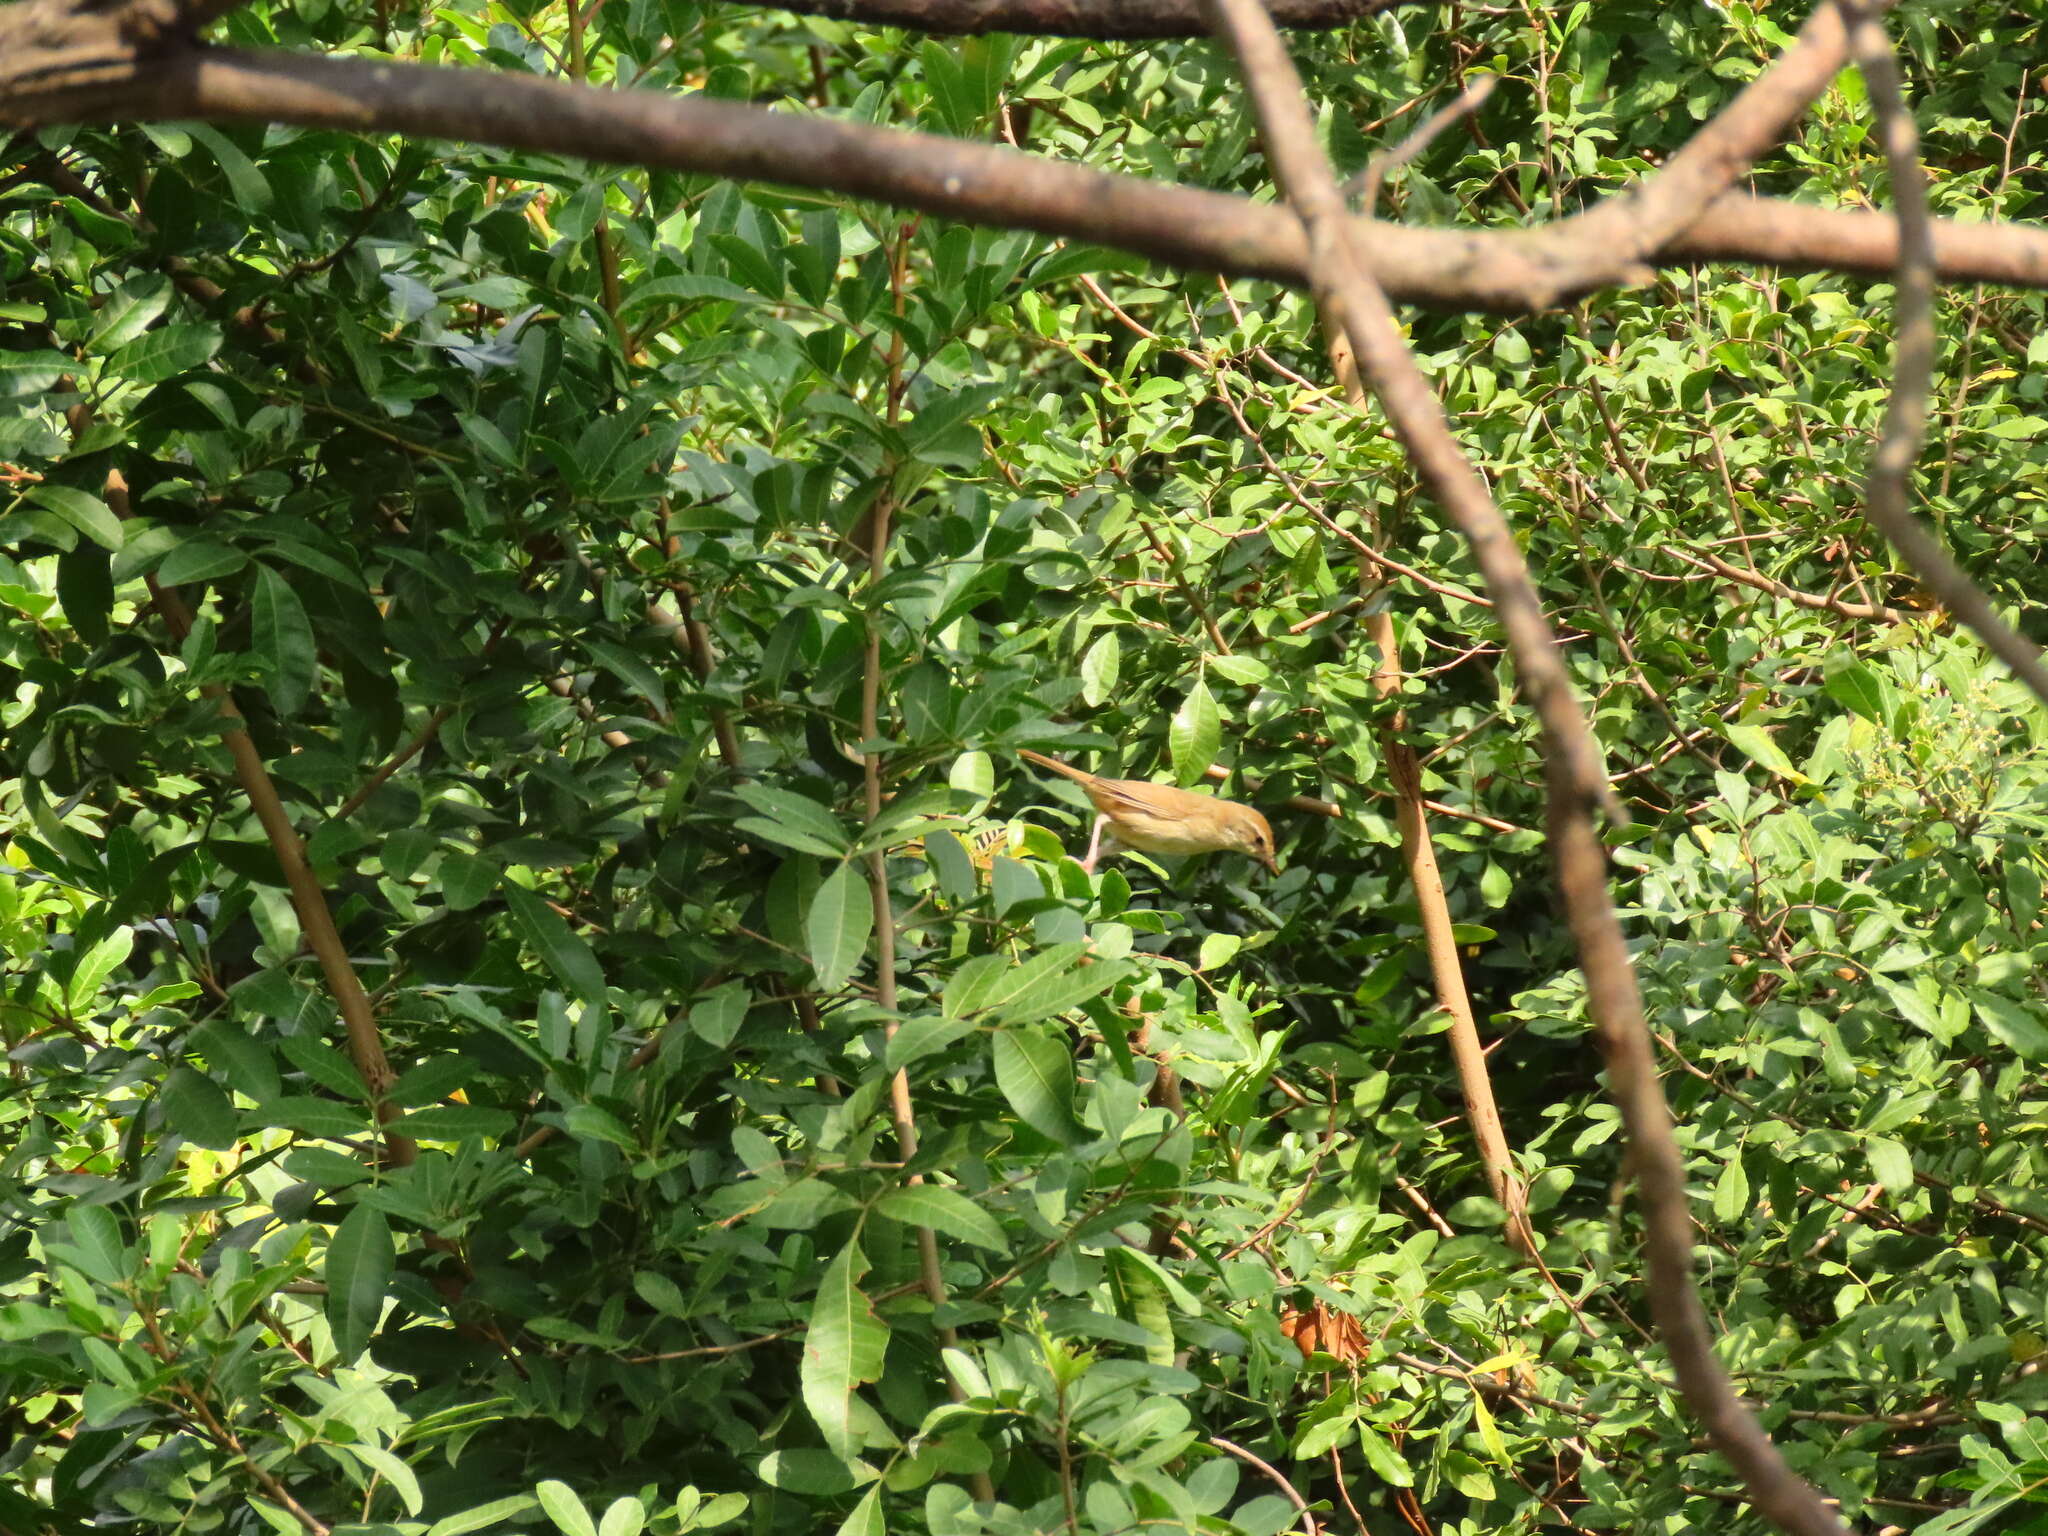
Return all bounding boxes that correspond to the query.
[6,1,2048,1532]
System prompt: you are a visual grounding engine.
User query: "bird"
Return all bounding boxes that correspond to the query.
[1018,750,1278,877]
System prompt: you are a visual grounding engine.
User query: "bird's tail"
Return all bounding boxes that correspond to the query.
[1018,748,1096,784]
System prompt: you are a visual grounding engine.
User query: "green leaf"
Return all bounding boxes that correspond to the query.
[616,274,761,317]
[440,848,497,912]
[88,275,173,352]
[561,1104,638,1150]
[1712,1152,1749,1224]
[1207,654,1270,686]
[1865,1135,1914,1194]
[807,862,872,992]
[160,1067,239,1150]
[425,1495,539,1536]
[945,945,1125,1026]
[788,209,842,307]
[325,1203,393,1363]
[1470,1389,1511,1465]
[64,928,133,1006]
[756,1177,858,1229]
[1080,631,1121,708]
[970,945,1124,1027]
[386,1055,476,1108]
[283,1147,371,1189]
[833,1485,885,1536]
[875,1185,1006,1249]
[61,1205,128,1285]
[251,565,316,715]
[943,953,1013,1018]
[384,1104,517,1140]
[1106,1246,1174,1366]
[259,1096,371,1139]
[1822,662,1890,727]
[1169,679,1221,787]
[857,785,962,854]
[278,1034,362,1098]
[191,1021,281,1102]
[597,1498,645,1536]
[924,829,977,904]
[992,1027,1080,1144]
[107,322,222,383]
[184,123,273,212]
[0,348,74,398]
[341,1443,423,1515]
[1353,1423,1413,1486]
[1880,977,1961,1042]
[801,1240,889,1461]
[504,883,609,1008]
[156,538,248,588]
[903,382,1004,465]
[535,1481,597,1536]
[28,486,123,551]
[585,639,670,717]
[948,750,994,808]
[633,1270,687,1317]
[1291,1407,1356,1459]
[690,981,751,1048]
[756,1450,866,1494]
[1971,991,2048,1059]
[1720,721,1805,783]
[884,1012,979,1071]
[734,784,851,858]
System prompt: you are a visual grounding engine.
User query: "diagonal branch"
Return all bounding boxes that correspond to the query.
[1196,2,1846,1533]
[111,472,416,1169]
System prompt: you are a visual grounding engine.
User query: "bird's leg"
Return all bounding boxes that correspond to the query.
[1080,814,1110,875]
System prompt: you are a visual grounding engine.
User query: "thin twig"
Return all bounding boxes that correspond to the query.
[1209,1438,1319,1535]
[1347,73,1498,212]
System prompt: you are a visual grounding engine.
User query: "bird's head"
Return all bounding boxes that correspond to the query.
[1226,803,1279,877]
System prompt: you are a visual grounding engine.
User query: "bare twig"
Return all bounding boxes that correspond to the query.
[1664,545,1911,625]
[1347,72,1497,212]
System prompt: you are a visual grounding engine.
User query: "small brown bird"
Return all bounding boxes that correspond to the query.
[1018,750,1278,877]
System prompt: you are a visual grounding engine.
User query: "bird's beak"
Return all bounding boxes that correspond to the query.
[1261,852,1279,877]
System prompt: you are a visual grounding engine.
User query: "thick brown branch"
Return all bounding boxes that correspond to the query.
[1666,194,2048,291]
[4,38,2047,314]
